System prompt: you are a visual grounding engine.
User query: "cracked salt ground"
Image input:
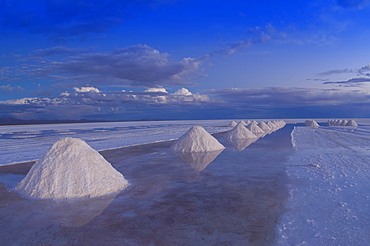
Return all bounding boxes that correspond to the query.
[0,125,293,246]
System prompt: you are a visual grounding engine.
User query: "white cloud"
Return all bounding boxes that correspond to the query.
[174,88,192,96]
[144,87,168,93]
[73,87,100,93]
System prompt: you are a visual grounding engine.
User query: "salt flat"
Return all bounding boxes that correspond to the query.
[277,125,370,245]
[0,119,369,245]
[0,119,295,166]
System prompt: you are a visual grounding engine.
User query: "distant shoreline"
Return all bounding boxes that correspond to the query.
[0,117,180,126]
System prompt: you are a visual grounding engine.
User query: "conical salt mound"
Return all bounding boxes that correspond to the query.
[225,123,257,140]
[340,119,348,126]
[171,126,225,152]
[305,120,319,127]
[227,120,237,127]
[16,137,128,199]
[258,121,271,133]
[239,120,248,126]
[267,121,277,131]
[346,119,358,126]
[246,122,265,136]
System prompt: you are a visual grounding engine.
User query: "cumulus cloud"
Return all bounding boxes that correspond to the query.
[30,44,203,87]
[73,87,100,93]
[2,86,370,120]
[0,87,215,119]
[0,84,23,93]
[358,63,370,76]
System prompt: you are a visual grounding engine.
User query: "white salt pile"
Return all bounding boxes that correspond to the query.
[304,120,320,127]
[227,121,237,127]
[346,119,358,126]
[16,137,128,199]
[258,121,272,133]
[340,119,348,126]
[327,119,358,127]
[171,126,225,152]
[225,123,257,140]
[238,120,248,126]
[246,121,266,136]
[267,121,278,132]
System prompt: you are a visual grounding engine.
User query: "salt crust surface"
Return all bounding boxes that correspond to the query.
[276,126,370,245]
[171,126,225,152]
[16,137,128,199]
[225,123,257,140]
[0,119,359,165]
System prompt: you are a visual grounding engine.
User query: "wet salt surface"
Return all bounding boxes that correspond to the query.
[0,125,294,246]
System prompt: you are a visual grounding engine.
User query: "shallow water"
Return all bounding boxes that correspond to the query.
[0,125,294,246]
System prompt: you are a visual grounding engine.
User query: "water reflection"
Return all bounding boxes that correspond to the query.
[45,193,117,227]
[175,149,224,171]
[227,138,258,151]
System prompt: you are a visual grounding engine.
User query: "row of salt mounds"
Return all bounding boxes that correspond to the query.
[246,121,266,136]
[258,121,271,133]
[225,122,257,140]
[227,120,237,127]
[171,126,225,152]
[225,122,258,151]
[305,119,320,127]
[16,137,128,199]
[327,119,358,127]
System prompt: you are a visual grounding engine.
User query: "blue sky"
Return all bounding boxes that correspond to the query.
[1,0,370,120]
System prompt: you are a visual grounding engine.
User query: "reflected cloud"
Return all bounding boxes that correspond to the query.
[227,138,258,151]
[175,150,224,172]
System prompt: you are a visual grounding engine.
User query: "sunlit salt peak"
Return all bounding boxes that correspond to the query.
[340,119,348,126]
[346,119,358,126]
[174,88,192,96]
[73,87,100,93]
[305,120,320,127]
[239,120,248,126]
[258,121,271,133]
[144,87,168,93]
[327,119,358,127]
[228,120,237,127]
[247,121,265,136]
[171,126,225,152]
[267,121,278,131]
[225,122,257,140]
[16,137,128,199]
